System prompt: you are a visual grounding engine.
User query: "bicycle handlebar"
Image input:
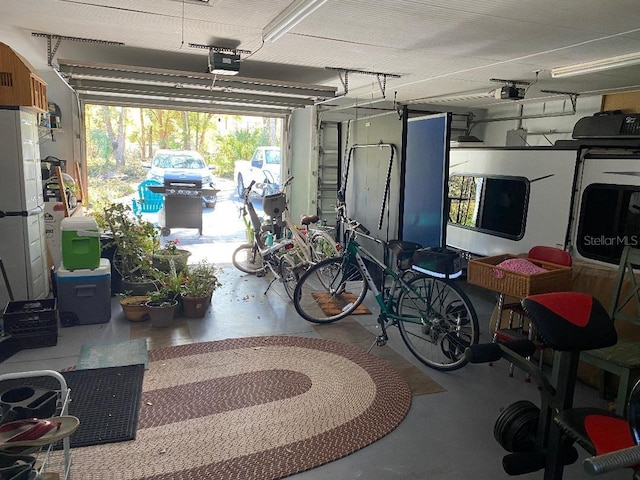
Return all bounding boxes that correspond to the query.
[242,180,257,202]
[356,222,370,236]
[281,176,294,189]
[334,204,368,234]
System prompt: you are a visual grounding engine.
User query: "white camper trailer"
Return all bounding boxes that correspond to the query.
[447,145,640,267]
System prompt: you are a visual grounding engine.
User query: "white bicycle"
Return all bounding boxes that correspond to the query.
[232,178,339,299]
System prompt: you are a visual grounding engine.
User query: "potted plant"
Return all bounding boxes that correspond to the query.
[181,260,221,318]
[118,294,150,322]
[145,259,185,327]
[152,239,191,273]
[94,202,159,294]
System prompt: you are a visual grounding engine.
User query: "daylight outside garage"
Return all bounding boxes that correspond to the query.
[84,103,283,269]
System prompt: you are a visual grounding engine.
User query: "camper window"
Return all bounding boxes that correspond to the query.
[448,175,528,239]
[577,184,640,264]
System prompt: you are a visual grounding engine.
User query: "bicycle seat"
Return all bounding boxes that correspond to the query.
[521,292,617,352]
[300,215,319,226]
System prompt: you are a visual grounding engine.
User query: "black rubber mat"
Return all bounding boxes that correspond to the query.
[0,364,145,448]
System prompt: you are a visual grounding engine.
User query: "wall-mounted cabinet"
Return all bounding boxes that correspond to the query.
[601,90,640,113]
[0,42,47,113]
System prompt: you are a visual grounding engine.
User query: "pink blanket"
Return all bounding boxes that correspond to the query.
[493,258,547,278]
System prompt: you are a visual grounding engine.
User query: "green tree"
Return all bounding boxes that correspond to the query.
[213,128,262,178]
[84,104,281,191]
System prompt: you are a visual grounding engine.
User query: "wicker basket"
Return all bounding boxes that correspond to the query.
[119,296,150,322]
[467,254,573,298]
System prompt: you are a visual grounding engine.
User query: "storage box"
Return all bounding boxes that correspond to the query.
[60,216,101,270]
[2,298,58,349]
[467,254,573,298]
[55,258,111,326]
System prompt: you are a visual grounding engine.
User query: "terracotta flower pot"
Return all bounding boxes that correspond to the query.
[182,295,211,318]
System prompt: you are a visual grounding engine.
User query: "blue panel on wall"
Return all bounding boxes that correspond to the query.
[401,113,450,247]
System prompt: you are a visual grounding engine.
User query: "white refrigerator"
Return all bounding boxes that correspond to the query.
[0,107,49,308]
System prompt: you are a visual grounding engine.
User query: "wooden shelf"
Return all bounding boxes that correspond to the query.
[0,42,47,112]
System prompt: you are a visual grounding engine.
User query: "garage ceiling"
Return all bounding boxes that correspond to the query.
[3,0,640,114]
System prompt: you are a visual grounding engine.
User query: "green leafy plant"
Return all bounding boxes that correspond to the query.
[182,260,221,298]
[94,202,159,282]
[148,258,186,306]
[152,238,192,272]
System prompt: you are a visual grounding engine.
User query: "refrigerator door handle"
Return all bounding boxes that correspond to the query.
[0,206,43,217]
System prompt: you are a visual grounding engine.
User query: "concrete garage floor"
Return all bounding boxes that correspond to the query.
[1,181,629,480]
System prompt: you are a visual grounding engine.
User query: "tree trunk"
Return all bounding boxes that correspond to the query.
[101,106,119,165]
[181,111,190,150]
[115,108,126,167]
[139,109,147,159]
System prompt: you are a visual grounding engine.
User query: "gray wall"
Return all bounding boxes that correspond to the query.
[37,71,80,168]
[342,112,403,257]
[473,94,603,147]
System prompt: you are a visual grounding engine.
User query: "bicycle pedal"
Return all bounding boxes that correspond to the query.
[376,335,387,347]
[256,269,266,277]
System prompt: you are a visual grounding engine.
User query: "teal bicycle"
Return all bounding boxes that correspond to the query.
[292,214,479,371]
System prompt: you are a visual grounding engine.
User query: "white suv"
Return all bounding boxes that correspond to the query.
[146,150,218,208]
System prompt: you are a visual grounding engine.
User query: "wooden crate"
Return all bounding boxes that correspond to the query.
[467,254,573,298]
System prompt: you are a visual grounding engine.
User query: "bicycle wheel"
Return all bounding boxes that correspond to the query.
[280,254,299,300]
[232,243,265,274]
[309,230,340,261]
[396,275,479,371]
[293,257,367,323]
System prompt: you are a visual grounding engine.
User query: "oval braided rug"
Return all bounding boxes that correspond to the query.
[69,336,412,479]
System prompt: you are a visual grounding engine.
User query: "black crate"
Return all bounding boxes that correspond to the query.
[0,335,21,362]
[13,328,58,349]
[3,299,58,336]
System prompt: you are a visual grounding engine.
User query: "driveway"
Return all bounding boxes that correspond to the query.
[141,178,267,265]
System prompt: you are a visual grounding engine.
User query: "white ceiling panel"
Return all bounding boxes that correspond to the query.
[2,0,640,111]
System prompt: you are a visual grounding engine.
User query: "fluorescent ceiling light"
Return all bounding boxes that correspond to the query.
[405,90,496,104]
[551,52,640,78]
[262,0,328,43]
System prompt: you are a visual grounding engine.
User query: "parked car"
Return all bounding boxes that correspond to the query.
[145,149,218,208]
[234,146,281,197]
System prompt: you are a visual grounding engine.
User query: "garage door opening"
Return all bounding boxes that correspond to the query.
[84,103,282,263]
